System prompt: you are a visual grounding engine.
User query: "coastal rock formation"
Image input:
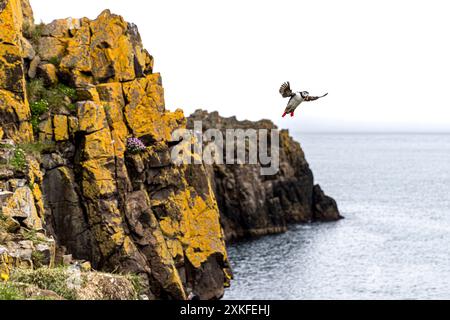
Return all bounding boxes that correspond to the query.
[1,0,230,300]
[1,0,340,300]
[5,267,143,300]
[0,139,56,281]
[0,0,34,142]
[187,110,342,242]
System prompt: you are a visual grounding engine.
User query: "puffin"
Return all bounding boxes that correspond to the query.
[279,82,328,117]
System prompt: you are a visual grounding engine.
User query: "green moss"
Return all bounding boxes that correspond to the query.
[10,148,26,171]
[30,116,40,135]
[67,103,77,112]
[10,267,77,300]
[1,142,54,170]
[48,56,60,67]
[30,99,49,116]
[27,80,79,135]
[0,210,6,222]
[0,143,13,149]
[27,80,78,112]
[18,142,56,156]
[45,92,65,110]
[126,274,145,299]
[26,79,46,102]
[28,80,50,134]
[0,283,25,300]
[56,84,77,100]
[21,229,45,245]
[31,251,46,268]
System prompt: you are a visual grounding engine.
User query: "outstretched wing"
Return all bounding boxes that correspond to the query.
[279,82,293,98]
[304,92,328,101]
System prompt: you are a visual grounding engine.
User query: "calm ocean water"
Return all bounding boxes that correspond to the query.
[224,133,450,300]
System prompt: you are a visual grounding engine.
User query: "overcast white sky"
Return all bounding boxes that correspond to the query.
[30,0,450,132]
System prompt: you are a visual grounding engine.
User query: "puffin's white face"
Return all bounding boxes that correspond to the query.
[301,91,309,98]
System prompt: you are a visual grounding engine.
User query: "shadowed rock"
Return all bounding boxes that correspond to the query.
[188,110,342,242]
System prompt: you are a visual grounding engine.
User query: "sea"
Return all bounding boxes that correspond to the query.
[224,133,450,300]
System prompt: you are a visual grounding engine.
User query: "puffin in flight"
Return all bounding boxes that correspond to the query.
[279,82,328,117]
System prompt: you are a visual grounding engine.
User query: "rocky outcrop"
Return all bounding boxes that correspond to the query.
[1,0,340,300]
[0,140,55,281]
[187,110,342,242]
[0,0,34,142]
[0,1,230,300]
[5,267,143,300]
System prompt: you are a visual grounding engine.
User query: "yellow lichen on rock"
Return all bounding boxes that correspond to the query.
[27,158,45,219]
[77,101,107,133]
[60,19,91,72]
[123,74,184,141]
[81,158,117,200]
[0,0,24,45]
[180,190,226,268]
[89,10,143,82]
[31,182,45,220]
[2,187,42,230]
[67,116,79,137]
[165,238,184,262]
[16,122,33,143]
[37,36,66,62]
[84,199,128,258]
[0,45,26,93]
[96,82,128,157]
[150,226,186,299]
[0,253,13,282]
[0,0,33,142]
[150,172,227,269]
[27,158,43,186]
[38,118,53,142]
[0,88,29,122]
[53,115,69,141]
[83,128,114,160]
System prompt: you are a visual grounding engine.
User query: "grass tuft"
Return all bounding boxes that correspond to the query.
[18,141,56,156]
[10,148,26,171]
[10,267,77,300]
[24,22,45,47]
[48,56,60,67]
[126,274,145,299]
[27,79,79,134]
[0,283,25,300]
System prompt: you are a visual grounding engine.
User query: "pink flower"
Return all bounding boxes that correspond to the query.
[126,137,146,154]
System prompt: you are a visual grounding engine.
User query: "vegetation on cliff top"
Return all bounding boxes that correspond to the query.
[27,79,78,134]
[0,267,145,300]
[10,267,78,300]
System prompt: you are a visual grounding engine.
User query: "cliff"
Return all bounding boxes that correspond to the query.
[0,0,340,300]
[188,110,342,242]
[1,0,230,300]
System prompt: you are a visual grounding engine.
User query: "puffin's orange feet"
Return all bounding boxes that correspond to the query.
[282,112,287,117]
[290,112,294,117]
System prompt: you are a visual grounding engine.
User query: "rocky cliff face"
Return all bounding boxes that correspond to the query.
[0,0,34,142]
[188,110,342,242]
[0,0,230,300]
[1,0,340,300]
